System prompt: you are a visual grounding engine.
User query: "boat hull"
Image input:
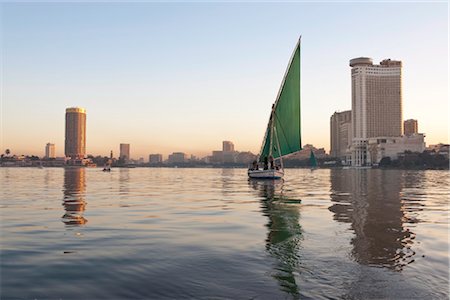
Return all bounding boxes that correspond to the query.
[248,169,284,179]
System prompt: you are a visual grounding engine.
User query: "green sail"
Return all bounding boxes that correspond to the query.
[259,40,301,161]
[309,150,318,167]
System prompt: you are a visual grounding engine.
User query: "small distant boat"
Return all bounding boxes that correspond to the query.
[248,37,302,179]
[103,158,112,171]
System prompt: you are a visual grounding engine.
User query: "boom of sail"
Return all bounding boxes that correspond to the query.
[259,39,302,162]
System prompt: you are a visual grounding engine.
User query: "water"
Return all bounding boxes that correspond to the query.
[1,168,449,299]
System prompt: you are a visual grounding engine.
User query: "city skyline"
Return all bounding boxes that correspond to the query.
[1,2,448,158]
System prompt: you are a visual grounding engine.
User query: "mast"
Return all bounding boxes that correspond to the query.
[269,111,274,157]
[274,126,284,170]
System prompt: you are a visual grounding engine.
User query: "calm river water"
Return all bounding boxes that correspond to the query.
[1,168,449,299]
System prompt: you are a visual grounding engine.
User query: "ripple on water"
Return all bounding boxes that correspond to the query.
[0,168,448,299]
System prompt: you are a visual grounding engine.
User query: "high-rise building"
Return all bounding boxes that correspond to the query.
[404,119,418,136]
[120,144,130,162]
[149,154,163,164]
[45,143,56,159]
[350,57,402,139]
[222,141,234,152]
[349,58,402,166]
[330,111,352,159]
[65,107,86,159]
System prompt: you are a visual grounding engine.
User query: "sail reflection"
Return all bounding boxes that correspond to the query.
[250,179,302,298]
[329,169,415,271]
[62,168,87,226]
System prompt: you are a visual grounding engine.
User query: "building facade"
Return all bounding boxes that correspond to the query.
[149,154,163,164]
[45,143,56,159]
[168,152,186,164]
[65,107,86,159]
[404,119,418,136]
[349,58,403,166]
[120,144,130,162]
[330,110,352,160]
[367,134,426,164]
[222,141,234,152]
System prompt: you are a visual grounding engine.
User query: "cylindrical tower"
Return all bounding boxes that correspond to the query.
[65,107,86,159]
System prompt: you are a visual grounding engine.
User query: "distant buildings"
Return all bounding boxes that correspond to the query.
[209,141,239,163]
[330,111,351,160]
[45,143,55,159]
[289,144,327,160]
[168,152,186,164]
[120,143,130,162]
[426,144,449,158]
[65,107,86,159]
[149,154,163,164]
[211,150,223,163]
[404,119,418,136]
[222,141,237,163]
[328,57,429,166]
[236,151,257,164]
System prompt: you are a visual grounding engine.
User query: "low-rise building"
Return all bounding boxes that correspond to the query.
[349,134,426,166]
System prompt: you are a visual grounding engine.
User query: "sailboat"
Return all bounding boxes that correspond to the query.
[248,38,302,179]
[309,150,318,170]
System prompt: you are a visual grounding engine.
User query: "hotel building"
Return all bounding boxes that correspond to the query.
[349,58,403,166]
[65,107,86,159]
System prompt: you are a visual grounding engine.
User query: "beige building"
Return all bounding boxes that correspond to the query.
[120,144,130,162]
[349,58,403,166]
[330,110,352,159]
[404,119,418,136]
[45,143,55,159]
[367,134,426,164]
[350,57,402,139]
[65,107,86,159]
[222,141,234,152]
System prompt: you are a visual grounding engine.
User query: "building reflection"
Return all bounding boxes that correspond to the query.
[62,168,87,226]
[249,179,302,298]
[329,169,415,271]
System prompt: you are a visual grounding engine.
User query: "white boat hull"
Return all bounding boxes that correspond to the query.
[248,169,284,179]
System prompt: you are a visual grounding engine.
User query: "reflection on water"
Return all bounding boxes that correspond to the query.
[250,179,302,298]
[329,169,415,270]
[1,168,447,299]
[62,168,87,226]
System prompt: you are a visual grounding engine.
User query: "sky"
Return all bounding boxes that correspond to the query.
[1,1,448,159]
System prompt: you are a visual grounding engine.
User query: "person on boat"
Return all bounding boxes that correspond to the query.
[263,156,269,170]
[251,160,258,171]
[269,155,274,169]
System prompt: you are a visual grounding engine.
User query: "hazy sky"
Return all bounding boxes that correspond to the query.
[1,2,448,159]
